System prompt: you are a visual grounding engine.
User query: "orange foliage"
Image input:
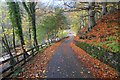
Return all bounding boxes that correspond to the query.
[15,37,70,78]
[70,41,118,78]
[74,10,120,52]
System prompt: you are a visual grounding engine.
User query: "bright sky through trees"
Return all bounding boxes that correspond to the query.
[40,0,65,6]
[0,0,119,2]
[0,0,65,6]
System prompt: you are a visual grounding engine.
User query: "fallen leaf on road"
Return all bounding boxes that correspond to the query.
[80,72,83,74]
[43,70,45,73]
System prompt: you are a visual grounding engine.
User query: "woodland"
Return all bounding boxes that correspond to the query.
[0,0,120,79]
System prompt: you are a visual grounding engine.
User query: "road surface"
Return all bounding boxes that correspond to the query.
[46,36,94,78]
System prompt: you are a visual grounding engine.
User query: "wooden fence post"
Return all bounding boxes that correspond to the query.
[10,57,15,72]
[36,45,39,51]
[33,48,35,57]
[32,48,34,53]
[23,53,26,64]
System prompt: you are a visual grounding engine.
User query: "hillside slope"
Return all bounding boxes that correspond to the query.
[73,10,120,77]
[74,10,120,53]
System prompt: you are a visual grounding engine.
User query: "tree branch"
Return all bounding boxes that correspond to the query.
[22,2,31,15]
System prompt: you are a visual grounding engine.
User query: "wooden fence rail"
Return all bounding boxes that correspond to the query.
[1,37,68,79]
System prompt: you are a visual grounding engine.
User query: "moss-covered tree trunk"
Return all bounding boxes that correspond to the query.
[31,7,38,46]
[7,2,28,57]
[22,2,38,47]
[13,27,19,61]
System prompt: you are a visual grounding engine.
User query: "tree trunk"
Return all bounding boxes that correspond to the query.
[47,33,49,43]
[109,3,116,13]
[2,25,16,64]
[31,3,38,46]
[95,12,98,19]
[29,28,32,48]
[15,5,28,57]
[102,2,107,16]
[81,11,84,29]
[2,41,7,52]
[62,29,63,39]
[7,2,28,57]
[13,27,19,61]
[84,11,86,26]
[2,37,16,65]
[88,1,96,31]
[22,2,38,47]
[31,12,38,46]
[55,29,58,39]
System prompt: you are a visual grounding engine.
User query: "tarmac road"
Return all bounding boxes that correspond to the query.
[46,36,94,78]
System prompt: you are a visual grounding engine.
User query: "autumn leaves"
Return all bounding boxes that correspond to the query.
[70,10,120,78]
[13,37,69,78]
[70,40,118,78]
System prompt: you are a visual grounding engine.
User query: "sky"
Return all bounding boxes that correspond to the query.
[0,0,65,6]
[0,0,120,3]
[0,0,119,3]
[40,0,64,6]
